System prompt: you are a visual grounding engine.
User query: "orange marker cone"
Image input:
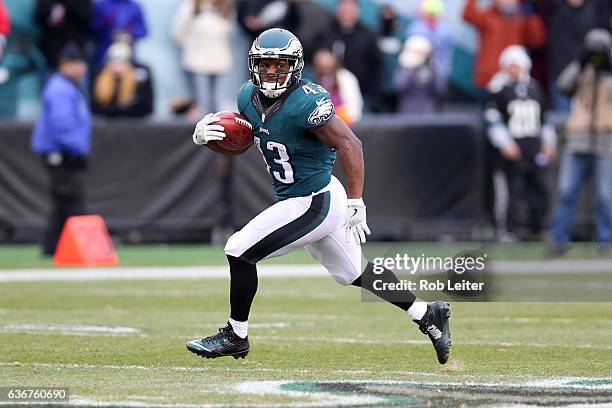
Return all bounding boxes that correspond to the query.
[53,215,119,267]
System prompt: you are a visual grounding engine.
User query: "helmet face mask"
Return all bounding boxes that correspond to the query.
[249,29,304,98]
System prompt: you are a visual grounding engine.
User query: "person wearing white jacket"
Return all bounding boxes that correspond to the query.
[172,0,234,113]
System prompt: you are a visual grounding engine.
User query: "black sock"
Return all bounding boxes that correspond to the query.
[228,255,258,322]
[351,262,416,311]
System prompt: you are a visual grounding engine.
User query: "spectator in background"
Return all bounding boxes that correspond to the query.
[172,0,234,114]
[0,0,10,61]
[91,41,153,118]
[394,35,446,114]
[485,45,556,242]
[547,0,611,112]
[237,0,300,40]
[549,29,612,255]
[465,0,546,228]
[0,0,48,118]
[313,0,381,111]
[35,0,92,69]
[463,0,546,90]
[376,3,407,113]
[90,0,147,68]
[30,43,91,256]
[312,48,363,125]
[407,0,452,87]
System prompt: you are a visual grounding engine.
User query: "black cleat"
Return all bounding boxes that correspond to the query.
[414,301,451,364]
[186,322,249,359]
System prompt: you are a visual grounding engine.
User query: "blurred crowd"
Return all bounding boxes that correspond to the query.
[0,0,609,119]
[0,0,611,251]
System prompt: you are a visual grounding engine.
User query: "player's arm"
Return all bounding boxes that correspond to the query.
[311,115,363,198]
[311,115,370,244]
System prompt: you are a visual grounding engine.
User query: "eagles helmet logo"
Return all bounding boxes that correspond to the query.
[308,98,335,126]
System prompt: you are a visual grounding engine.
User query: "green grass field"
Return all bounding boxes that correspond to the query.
[2,242,611,269]
[0,244,611,407]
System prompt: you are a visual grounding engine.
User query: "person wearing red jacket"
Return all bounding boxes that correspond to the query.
[0,0,11,60]
[463,0,546,89]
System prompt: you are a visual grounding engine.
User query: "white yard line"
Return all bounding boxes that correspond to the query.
[1,321,606,349]
[492,259,612,274]
[1,322,607,348]
[0,265,326,282]
[254,335,612,350]
[0,259,611,282]
[460,316,612,325]
[3,362,611,383]
[0,324,143,336]
[0,361,437,377]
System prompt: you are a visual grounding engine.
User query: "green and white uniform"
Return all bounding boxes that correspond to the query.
[237,79,337,201]
[224,80,363,285]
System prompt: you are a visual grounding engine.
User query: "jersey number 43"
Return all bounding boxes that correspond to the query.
[254,136,295,184]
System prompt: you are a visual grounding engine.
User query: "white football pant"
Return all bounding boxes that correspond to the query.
[224,176,365,285]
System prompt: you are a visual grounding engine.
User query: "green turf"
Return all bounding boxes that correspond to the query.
[1,275,611,406]
[1,244,611,406]
[1,242,611,269]
[0,244,317,269]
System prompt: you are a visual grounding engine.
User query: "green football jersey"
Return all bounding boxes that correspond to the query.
[237,80,337,200]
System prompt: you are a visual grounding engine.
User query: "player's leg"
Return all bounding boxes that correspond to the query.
[305,179,451,364]
[187,191,332,359]
[305,228,451,364]
[305,230,417,307]
[304,176,425,313]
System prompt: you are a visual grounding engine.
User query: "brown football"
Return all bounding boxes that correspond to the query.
[207,111,254,155]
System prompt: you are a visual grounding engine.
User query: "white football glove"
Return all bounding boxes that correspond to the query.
[345,198,371,245]
[192,113,226,145]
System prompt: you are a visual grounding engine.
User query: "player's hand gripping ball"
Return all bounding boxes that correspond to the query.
[192,111,254,155]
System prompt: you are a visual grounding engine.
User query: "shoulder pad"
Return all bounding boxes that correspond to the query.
[292,81,335,129]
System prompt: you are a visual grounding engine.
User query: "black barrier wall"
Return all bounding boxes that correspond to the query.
[0,116,594,243]
[348,114,485,240]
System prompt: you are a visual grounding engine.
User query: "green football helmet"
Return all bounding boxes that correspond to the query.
[248,28,304,98]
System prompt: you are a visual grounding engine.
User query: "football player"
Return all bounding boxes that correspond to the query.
[187,28,451,364]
